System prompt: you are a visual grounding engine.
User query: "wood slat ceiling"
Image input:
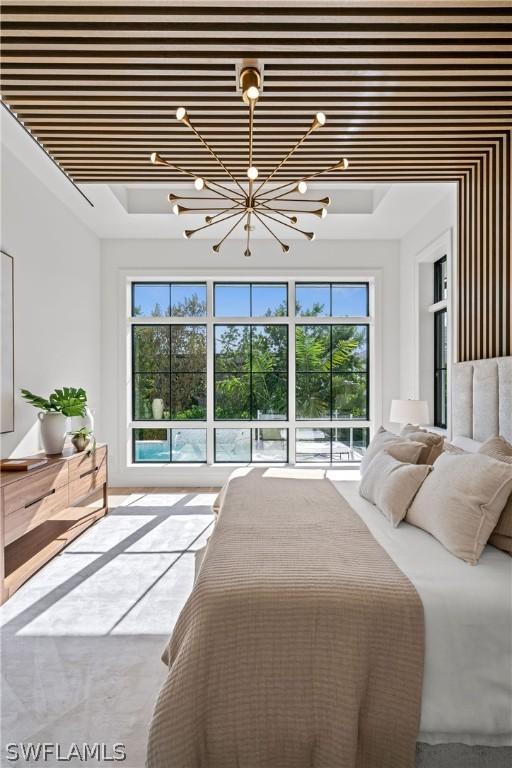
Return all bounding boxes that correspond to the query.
[0,0,510,183]
[1,1,511,362]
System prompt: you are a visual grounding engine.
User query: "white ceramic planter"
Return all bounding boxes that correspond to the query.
[152,398,164,419]
[38,411,67,455]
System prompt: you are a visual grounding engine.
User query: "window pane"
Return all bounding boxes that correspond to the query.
[295,326,330,371]
[171,429,206,462]
[252,428,287,462]
[133,326,170,372]
[133,374,170,420]
[332,373,368,419]
[252,325,288,371]
[132,284,170,317]
[332,325,368,372]
[331,284,368,317]
[133,429,170,462]
[296,284,330,316]
[215,429,251,462]
[296,373,330,419]
[215,284,250,316]
[331,427,370,463]
[296,428,332,462]
[251,284,288,316]
[171,325,206,372]
[252,373,287,419]
[171,373,206,420]
[215,374,250,419]
[170,283,206,316]
[215,325,250,372]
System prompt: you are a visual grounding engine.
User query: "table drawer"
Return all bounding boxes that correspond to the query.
[68,462,107,505]
[68,445,107,483]
[4,484,69,545]
[2,462,68,516]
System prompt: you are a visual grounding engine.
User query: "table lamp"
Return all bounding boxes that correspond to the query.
[389,399,429,427]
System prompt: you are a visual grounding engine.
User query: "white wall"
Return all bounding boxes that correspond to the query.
[399,188,457,429]
[0,147,101,457]
[101,237,400,486]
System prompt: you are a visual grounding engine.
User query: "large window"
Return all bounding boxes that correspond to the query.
[433,257,448,429]
[129,280,372,464]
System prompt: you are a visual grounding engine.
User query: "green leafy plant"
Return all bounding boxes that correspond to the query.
[68,426,96,453]
[21,387,88,417]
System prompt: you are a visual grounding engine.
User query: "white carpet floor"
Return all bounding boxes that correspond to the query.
[0,490,216,767]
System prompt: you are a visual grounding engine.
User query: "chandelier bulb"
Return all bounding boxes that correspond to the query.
[337,158,349,170]
[290,216,298,224]
[306,232,316,241]
[168,193,178,202]
[247,166,259,181]
[194,177,205,190]
[312,112,326,130]
[172,204,181,215]
[184,230,192,239]
[281,244,290,253]
[176,107,188,123]
[321,196,331,206]
[246,86,259,102]
[244,248,252,258]
[212,244,220,253]
[297,181,308,194]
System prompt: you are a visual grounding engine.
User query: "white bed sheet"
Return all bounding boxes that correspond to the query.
[331,479,512,747]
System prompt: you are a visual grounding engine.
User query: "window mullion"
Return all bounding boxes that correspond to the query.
[288,280,296,463]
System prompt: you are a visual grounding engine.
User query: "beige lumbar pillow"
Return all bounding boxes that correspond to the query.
[406,452,512,564]
[478,436,512,555]
[360,426,424,476]
[360,450,432,526]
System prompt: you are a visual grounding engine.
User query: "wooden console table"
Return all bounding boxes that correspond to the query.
[0,444,108,604]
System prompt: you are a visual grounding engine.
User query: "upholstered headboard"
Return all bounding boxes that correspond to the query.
[452,356,512,443]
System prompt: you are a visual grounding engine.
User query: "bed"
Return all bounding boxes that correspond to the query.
[146,357,512,768]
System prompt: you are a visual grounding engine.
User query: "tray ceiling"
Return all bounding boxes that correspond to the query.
[0,0,510,185]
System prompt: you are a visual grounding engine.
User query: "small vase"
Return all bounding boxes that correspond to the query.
[152,398,164,420]
[71,434,90,453]
[38,412,67,455]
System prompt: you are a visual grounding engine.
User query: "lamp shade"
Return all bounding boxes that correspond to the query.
[389,399,429,426]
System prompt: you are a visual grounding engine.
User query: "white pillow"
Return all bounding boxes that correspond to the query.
[360,450,432,526]
[406,453,512,564]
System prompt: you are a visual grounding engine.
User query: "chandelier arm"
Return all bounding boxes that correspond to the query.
[253,124,315,197]
[256,160,346,201]
[176,205,245,215]
[258,210,315,240]
[245,211,252,257]
[257,197,330,205]
[207,205,245,222]
[213,212,247,252]
[185,209,247,238]
[151,153,244,202]
[253,212,289,252]
[182,116,247,197]
[254,202,298,223]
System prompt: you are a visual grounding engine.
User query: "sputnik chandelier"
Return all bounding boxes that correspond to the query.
[150,67,349,257]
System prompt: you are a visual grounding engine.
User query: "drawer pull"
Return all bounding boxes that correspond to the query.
[25,488,56,508]
[79,466,99,480]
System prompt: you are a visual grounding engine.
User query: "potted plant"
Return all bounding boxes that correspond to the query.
[68,426,96,453]
[21,387,88,455]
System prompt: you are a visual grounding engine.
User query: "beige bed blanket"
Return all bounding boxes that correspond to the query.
[146,468,424,768]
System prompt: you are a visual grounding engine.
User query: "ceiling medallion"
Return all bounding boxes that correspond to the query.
[150,67,349,257]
